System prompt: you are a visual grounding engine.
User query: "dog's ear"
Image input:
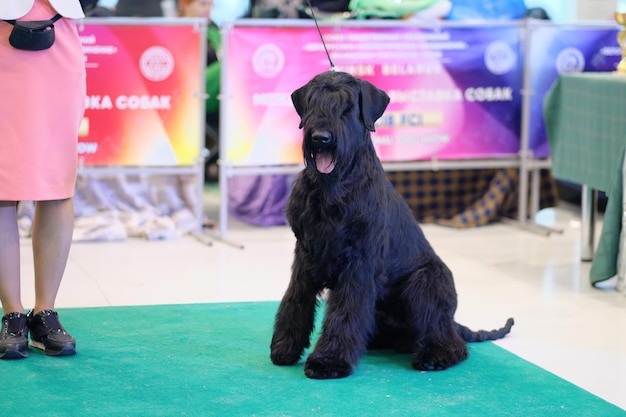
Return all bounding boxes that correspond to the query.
[358,79,390,132]
[291,84,309,129]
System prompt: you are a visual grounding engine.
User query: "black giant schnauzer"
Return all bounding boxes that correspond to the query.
[270,71,514,379]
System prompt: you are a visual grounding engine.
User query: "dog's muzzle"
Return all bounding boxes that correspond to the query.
[309,130,336,174]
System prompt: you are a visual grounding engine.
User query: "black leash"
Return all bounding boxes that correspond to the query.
[306,0,335,70]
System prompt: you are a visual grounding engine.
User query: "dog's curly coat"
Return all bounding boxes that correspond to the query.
[270,71,514,379]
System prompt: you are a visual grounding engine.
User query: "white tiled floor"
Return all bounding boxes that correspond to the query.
[17,195,626,411]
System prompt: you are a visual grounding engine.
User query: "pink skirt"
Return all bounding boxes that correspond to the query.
[0,0,86,201]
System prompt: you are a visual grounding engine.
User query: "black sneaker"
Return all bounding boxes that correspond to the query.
[28,310,76,356]
[0,312,29,359]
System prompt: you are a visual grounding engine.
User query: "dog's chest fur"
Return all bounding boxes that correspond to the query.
[286,167,391,287]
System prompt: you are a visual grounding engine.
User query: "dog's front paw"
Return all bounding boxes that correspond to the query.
[270,340,303,366]
[304,353,353,379]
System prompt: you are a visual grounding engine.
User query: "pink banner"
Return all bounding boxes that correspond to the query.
[223,22,523,166]
[78,21,204,167]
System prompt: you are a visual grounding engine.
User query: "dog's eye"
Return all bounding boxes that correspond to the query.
[341,107,354,118]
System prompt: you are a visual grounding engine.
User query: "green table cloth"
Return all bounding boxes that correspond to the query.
[544,72,626,285]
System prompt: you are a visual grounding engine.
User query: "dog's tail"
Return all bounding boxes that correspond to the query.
[455,318,514,342]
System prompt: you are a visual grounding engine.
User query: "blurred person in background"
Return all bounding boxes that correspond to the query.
[178,0,222,182]
[115,0,163,16]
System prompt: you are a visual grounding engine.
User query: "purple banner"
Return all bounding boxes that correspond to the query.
[528,22,620,158]
[223,22,523,166]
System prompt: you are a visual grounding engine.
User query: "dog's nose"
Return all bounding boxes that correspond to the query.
[311,131,332,145]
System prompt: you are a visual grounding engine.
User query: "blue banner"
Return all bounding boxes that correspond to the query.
[527,22,620,157]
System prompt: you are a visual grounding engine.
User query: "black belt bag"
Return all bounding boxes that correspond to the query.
[4,14,62,51]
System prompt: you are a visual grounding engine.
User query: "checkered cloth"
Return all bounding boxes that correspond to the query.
[544,72,626,284]
[387,168,558,228]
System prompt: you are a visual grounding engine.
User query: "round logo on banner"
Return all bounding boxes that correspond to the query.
[252,44,285,78]
[484,41,516,75]
[555,47,585,74]
[140,46,175,82]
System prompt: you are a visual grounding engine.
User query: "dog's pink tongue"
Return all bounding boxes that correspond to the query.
[315,153,335,174]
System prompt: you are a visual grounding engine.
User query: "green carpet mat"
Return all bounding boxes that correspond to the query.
[2,302,623,417]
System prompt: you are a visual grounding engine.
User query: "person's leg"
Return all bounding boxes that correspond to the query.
[31,198,74,314]
[0,201,23,316]
[28,198,76,356]
[0,201,29,359]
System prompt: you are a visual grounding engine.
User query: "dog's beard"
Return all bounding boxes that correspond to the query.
[313,151,335,174]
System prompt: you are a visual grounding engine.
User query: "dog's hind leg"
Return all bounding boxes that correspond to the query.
[304,278,378,379]
[368,295,414,353]
[403,260,469,371]
[271,258,320,366]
